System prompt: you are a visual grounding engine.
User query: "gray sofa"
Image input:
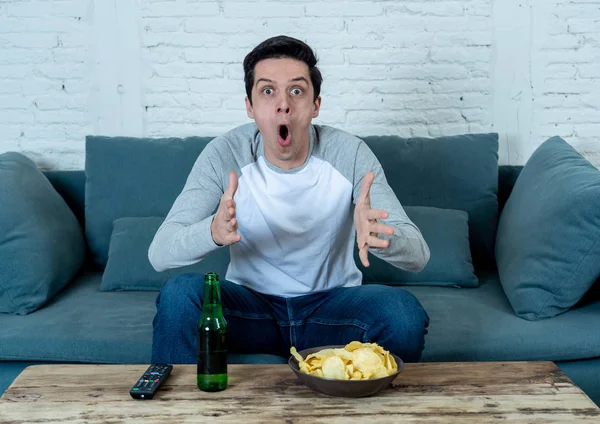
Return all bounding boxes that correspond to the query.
[1,130,599,406]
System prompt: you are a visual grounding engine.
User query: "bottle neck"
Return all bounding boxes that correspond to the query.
[202,278,223,316]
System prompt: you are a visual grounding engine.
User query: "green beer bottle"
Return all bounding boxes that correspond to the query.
[197,272,228,392]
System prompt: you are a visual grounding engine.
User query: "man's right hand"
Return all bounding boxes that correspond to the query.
[211,171,242,246]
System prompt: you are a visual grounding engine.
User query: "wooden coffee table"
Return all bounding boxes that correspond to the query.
[0,361,598,423]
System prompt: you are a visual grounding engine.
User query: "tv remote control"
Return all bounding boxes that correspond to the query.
[130,364,173,400]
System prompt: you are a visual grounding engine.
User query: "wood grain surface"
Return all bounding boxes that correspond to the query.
[0,362,598,423]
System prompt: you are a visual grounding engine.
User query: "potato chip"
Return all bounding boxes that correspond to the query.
[333,348,353,362]
[310,368,324,378]
[373,366,389,379]
[290,341,398,381]
[351,347,383,374]
[290,346,304,363]
[344,341,364,352]
[346,363,354,377]
[389,353,398,371]
[306,349,337,362]
[322,356,347,380]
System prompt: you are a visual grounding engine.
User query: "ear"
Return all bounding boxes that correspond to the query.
[245,96,254,119]
[312,96,321,118]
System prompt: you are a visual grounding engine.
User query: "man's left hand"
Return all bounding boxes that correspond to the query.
[354,171,395,267]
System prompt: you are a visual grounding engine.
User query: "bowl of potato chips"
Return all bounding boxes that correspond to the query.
[288,341,404,397]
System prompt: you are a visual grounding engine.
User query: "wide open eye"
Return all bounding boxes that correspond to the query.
[291,88,303,96]
[262,88,273,95]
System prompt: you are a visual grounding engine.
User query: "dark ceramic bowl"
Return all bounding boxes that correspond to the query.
[288,345,404,397]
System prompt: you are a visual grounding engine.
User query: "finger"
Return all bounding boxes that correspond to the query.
[358,171,375,203]
[359,244,370,267]
[356,231,367,250]
[367,235,390,249]
[370,222,394,236]
[229,232,242,244]
[366,209,389,221]
[222,205,235,221]
[226,200,236,215]
[225,171,238,199]
[227,218,238,232]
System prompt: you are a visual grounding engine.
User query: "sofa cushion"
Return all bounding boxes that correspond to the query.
[0,272,284,364]
[404,272,600,362]
[0,272,156,363]
[2,271,599,365]
[100,216,230,291]
[0,152,86,315]
[357,206,478,287]
[361,133,499,269]
[495,137,600,321]
[85,136,213,267]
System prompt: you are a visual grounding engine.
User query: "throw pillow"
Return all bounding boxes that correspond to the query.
[495,136,600,321]
[100,217,230,291]
[356,206,478,287]
[0,152,86,315]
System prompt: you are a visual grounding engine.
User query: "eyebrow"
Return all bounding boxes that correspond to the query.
[290,76,309,84]
[255,76,309,86]
[255,78,273,86]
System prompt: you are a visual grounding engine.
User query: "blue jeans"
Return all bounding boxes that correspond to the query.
[152,273,430,364]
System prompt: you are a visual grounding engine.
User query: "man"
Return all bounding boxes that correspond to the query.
[149,35,431,364]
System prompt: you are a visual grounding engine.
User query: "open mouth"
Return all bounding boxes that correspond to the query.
[278,124,291,147]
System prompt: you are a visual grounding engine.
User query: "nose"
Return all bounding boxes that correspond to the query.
[276,93,290,114]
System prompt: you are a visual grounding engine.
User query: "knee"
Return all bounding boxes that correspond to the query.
[366,286,429,362]
[156,272,203,313]
[364,286,429,326]
[390,289,429,329]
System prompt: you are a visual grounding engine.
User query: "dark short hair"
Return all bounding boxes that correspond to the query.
[243,35,322,105]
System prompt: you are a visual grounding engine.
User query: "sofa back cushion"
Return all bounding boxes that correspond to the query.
[44,171,87,226]
[51,164,519,233]
[85,136,213,266]
[361,133,499,268]
[85,132,499,270]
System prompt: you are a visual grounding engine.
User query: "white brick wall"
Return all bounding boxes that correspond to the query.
[0,0,598,170]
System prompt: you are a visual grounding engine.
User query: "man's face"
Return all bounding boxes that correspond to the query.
[245,58,321,170]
